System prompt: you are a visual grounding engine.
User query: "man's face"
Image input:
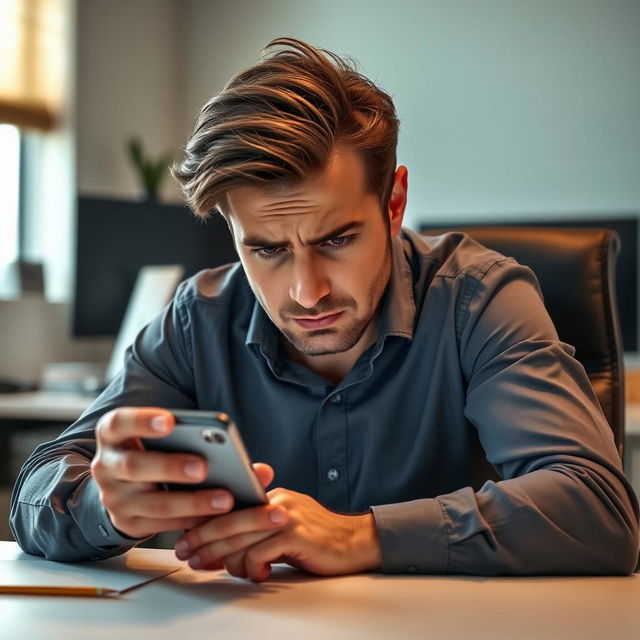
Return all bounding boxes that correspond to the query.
[224,147,406,361]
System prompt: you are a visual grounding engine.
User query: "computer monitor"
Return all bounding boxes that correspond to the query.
[73,197,238,337]
[419,216,638,352]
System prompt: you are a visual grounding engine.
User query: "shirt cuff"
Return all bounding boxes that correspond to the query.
[371,498,449,574]
[67,475,147,559]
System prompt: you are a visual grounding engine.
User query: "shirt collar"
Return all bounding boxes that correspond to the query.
[245,230,417,358]
[382,230,416,340]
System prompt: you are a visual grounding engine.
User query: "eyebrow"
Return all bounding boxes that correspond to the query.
[241,221,364,249]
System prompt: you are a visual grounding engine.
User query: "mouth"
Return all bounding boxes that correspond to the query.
[292,310,344,329]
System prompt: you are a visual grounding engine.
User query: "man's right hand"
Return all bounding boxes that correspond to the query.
[91,407,235,539]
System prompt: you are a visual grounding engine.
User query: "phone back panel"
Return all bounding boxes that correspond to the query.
[142,411,267,510]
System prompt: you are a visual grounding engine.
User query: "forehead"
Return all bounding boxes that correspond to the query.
[224,147,375,236]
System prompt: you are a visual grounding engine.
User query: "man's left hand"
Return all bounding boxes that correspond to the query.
[173,464,382,582]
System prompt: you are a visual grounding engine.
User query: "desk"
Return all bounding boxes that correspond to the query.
[0,392,95,486]
[1,542,639,640]
[0,390,94,422]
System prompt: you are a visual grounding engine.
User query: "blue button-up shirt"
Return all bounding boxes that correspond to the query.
[10,229,639,574]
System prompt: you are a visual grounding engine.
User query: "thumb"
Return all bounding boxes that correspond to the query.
[252,462,275,489]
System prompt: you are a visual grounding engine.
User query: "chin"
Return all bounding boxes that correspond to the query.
[284,324,369,357]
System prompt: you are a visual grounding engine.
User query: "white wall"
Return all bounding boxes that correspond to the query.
[25,0,640,303]
[76,0,185,202]
[182,0,640,229]
[71,0,640,227]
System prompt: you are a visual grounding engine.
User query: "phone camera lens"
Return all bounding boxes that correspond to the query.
[202,429,225,445]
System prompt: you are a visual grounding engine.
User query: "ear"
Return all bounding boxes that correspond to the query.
[387,166,408,237]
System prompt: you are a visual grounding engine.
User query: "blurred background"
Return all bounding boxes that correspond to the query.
[0,0,639,539]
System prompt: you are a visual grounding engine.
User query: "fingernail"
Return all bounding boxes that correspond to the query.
[175,540,189,556]
[184,462,203,478]
[212,494,231,509]
[270,508,286,524]
[150,416,169,433]
[189,555,201,569]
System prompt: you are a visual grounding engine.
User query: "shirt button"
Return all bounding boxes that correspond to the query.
[327,468,340,482]
[98,524,109,538]
[407,566,417,574]
[331,393,342,404]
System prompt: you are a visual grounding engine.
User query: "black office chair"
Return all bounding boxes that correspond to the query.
[421,227,625,458]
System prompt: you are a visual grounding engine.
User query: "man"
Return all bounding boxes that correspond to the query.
[10,38,639,581]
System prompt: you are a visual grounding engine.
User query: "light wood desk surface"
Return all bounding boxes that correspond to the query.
[1,541,639,640]
[0,391,94,421]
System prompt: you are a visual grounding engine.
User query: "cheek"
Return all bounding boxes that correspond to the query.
[241,260,285,311]
[342,238,387,280]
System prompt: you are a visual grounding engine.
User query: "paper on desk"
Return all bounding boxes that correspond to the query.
[0,541,181,592]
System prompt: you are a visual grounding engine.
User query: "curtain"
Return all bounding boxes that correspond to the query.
[0,0,65,130]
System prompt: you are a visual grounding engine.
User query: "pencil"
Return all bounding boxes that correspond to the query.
[0,585,119,597]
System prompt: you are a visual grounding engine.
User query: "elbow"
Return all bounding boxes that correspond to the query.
[552,463,640,575]
[582,490,640,575]
[10,500,95,563]
[602,517,639,575]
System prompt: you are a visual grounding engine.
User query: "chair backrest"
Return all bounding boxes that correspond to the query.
[421,227,625,457]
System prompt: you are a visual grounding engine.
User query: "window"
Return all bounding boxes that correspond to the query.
[0,1,74,300]
[0,123,20,267]
[0,0,63,130]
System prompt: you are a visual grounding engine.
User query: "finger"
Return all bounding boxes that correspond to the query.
[175,504,288,556]
[245,536,287,582]
[97,448,209,484]
[184,515,210,529]
[250,562,272,583]
[103,486,234,519]
[252,463,275,489]
[183,529,280,570]
[96,407,176,446]
[108,513,221,540]
[201,559,225,572]
[222,550,248,578]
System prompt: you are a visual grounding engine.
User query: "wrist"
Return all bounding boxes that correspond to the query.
[350,512,382,572]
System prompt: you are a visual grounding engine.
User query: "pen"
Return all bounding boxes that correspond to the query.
[0,585,119,597]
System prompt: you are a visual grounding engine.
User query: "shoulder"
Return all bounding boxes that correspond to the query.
[173,261,252,309]
[400,229,544,337]
[400,227,518,283]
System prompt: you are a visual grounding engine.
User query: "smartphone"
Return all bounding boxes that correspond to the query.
[140,409,267,510]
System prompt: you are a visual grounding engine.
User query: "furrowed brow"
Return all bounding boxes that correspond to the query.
[309,222,363,245]
[241,221,363,248]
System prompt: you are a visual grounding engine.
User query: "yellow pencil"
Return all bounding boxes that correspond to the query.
[0,585,119,597]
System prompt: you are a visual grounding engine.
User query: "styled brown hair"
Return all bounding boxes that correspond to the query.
[172,37,399,219]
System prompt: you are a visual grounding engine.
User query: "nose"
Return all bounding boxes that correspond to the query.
[289,254,331,309]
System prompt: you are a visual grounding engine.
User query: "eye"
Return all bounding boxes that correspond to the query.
[323,234,357,249]
[253,246,285,260]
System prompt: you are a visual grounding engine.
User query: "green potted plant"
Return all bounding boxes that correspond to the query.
[126,137,173,202]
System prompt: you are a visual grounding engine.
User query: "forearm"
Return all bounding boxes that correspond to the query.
[10,440,139,562]
[372,459,639,575]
